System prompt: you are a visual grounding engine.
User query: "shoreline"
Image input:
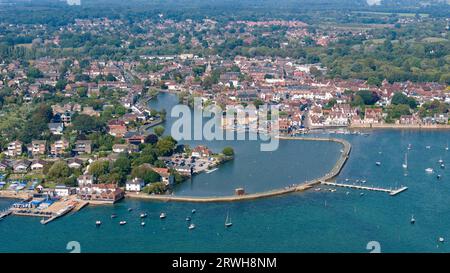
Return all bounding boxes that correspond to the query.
[349,123,450,130]
[126,136,351,203]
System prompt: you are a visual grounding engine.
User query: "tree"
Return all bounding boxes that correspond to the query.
[153,125,165,137]
[26,67,43,79]
[88,160,110,178]
[391,92,418,109]
[113,154,131,178]
[47,160,70,181]
[155,136,177,156]
[358,90,380,105]
[222,147,234,157]
[131,165,161,183]
[144,134,158,144]
[72,114,104,134]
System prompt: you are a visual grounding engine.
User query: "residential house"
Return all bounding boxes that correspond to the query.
[77,174,124,203]
[13,160,31,173]
[31,159,47,171]
[48,122,64,135]
[152,167,174,186]
[363,108,383,124]
[108,120,127,137]
[67,158,83,169]
[0,160,11,172]
[5,141,23,157]
[29,140,47,156]
[54,185,74,197]
[50,139,70,156]
[125,177,145,192]
[73,140,92,154]
[191,145,212,158]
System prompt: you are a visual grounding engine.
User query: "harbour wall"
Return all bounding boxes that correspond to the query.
[126,136,351,203]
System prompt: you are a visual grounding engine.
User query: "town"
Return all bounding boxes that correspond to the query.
[0,1,449,223]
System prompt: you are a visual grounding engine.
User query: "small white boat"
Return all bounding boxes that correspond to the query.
[441,164,445,169]
[191,209,196,214]
[160,212,166,219]
[128,208,133,212]
[141,222,146,227]
[375,161,381,166]
[425,168,434,174]
[402,153,408,169]
[119,221,127,225]
[329,189,337,193]
[188,223,196,230]
[360,192,365,196]
[439,237,445,243]
[315,188,321,191]
[426,145,431,149]
[186,216,191,221]
[410,215,415,224]
[407,144,412,150]
[96,220,102,226]
[225,211,233,228]
[437,174,442,180]
[140,213,147,218]
[438,158,444,164]
[111,214,117,219]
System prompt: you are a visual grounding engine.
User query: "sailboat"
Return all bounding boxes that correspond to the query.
[402,153,408,169]
[225,212,233,228]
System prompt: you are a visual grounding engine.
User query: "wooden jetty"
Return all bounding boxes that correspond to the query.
[320,181,408,196]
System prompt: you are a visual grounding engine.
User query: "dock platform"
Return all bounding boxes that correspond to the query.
[321,181,408,196]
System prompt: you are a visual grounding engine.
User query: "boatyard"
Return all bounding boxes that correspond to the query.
[1,194,88,224]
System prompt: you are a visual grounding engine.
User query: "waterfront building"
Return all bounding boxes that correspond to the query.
[126,177,145,192]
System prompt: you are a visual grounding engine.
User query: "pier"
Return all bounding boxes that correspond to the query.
[0,210,12,220]
[320,181,408,196]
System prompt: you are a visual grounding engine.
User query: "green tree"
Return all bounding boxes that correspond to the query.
[47,160,70,181]
[222,146,234,157]
[153,125,165,137]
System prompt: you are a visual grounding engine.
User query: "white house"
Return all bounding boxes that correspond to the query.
[125,177,145,192]
[54,185,73,197]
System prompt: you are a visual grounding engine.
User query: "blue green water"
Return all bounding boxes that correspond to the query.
[1,93,450,252]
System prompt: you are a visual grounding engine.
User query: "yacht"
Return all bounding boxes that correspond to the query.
[96,221,102,226]
[119,221,127,225]
[140,213,147,219]
[188,223,196,230]
[141,222,146,227]
[425,168,434,174]
[439,237,445,243]
[375,161,381,166]
[160,212,166,219]
[225,212,233,228]
[426,145,431,149]
[402,153,408,169]
[438,158,444,164]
